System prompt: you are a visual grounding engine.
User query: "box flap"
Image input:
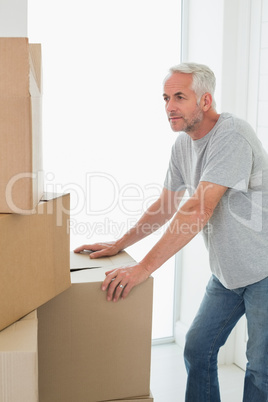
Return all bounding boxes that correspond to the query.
[70,251,136,283]
[29,43,42,94]
[70,250,135,272]
[41,192,67,202]
[101,393,154,402]
[71,266,107,283]
[70,251,114,270]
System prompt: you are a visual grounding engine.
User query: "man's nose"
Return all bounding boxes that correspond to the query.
[166,99,176,113]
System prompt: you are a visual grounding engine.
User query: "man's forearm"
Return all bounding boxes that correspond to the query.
[140,201,211,274]
[116,198,175,250]
[139,181,228,274]
[75,188,184,259]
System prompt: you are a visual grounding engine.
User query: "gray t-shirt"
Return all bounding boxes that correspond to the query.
[164,112,268,289]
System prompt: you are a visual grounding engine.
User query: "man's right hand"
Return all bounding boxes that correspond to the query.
[73,241,122,259]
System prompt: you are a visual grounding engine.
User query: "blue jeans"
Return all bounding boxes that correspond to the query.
[184,275,268,401]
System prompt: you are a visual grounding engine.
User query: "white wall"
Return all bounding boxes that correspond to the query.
[182,0,224,110]
[234,0,268,370]
[176,0,226,350]
[0,0,27,36]
[257,0,268,151]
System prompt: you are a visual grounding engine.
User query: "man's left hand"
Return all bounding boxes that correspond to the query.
[102,263,150,302]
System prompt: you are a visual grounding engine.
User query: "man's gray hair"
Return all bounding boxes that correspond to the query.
[166,62,217,109]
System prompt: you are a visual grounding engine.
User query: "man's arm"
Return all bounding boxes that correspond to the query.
[103,181,228,302]
[74,187,185,258]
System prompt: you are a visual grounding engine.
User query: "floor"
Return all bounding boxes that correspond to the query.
[150,343,245,402]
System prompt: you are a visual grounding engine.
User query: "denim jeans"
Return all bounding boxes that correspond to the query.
[184,275,268,402]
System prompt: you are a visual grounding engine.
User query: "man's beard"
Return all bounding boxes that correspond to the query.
[182,106,204,134]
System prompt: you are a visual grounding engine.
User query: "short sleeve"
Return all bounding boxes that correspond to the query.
[200,131,253,191]
[164,140,186,192]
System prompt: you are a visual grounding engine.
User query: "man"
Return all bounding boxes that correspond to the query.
[75,63,268,401]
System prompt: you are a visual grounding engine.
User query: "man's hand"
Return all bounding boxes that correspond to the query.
[74,241,121,259]
[102,263,151,302]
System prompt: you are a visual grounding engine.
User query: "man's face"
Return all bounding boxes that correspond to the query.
[163,72,204,134]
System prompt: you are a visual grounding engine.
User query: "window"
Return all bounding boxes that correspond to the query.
[28,0,181,340]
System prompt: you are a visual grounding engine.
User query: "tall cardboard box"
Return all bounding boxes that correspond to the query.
[38,252,153,402]
[0,193,71,331]
[0,38,43,213]
[0,311,38,402]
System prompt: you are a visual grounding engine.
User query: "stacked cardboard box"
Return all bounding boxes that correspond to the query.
[0,193,71,331]
[38,251,154,402]
[0,37,71,332]
[0,37,71,401]
[0,37,43,213]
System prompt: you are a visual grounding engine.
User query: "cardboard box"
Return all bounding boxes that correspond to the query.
[0,37,43,213]
[0,193,71,331]
[103,392,154,401]
[0,311,38,402]
[38,252,153,402]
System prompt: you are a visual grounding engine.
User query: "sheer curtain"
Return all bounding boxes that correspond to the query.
[28,0,181,340]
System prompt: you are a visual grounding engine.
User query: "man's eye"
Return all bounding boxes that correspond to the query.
[163,97,169,102]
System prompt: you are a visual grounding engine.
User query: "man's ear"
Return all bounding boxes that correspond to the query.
[201,92,213,111]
